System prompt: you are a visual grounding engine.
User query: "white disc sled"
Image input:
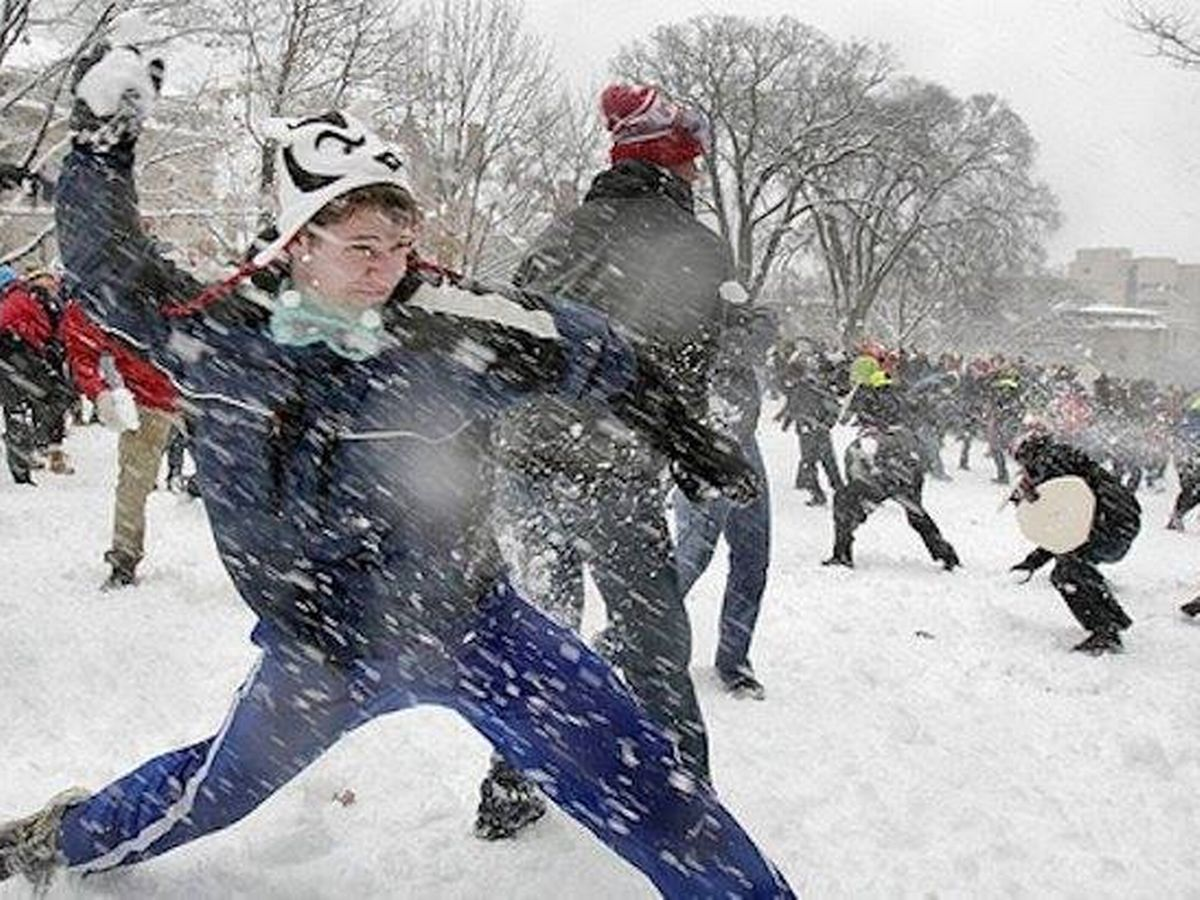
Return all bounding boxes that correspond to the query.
[1015,475,1095,554]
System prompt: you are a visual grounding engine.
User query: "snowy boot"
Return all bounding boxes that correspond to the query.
[822,532,854,568]
[590,625,623,666]
[1181,597,1200,618]
[1167,513,1185,532]
[0,788,87,887]
[1072,628,1123,656]
[474,757,546,841]
[718,665,766,701]
[102,549,138,590]
[47,448,74,476]
[934,542,961,571]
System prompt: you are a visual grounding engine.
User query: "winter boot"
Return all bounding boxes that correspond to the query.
[590,625,624,666]
[47,448,74,475]
[102,549,138,590]
[0,788,88,887]
[821,550,853,568]
[934,542,961,571]
[805,491,827,507]
[1072,628,1123,655]
[1167,513,1185,532]
[718,665,766,701]
[823,532,854,568]
[1180,597,1200,618]
[474,757,546,841]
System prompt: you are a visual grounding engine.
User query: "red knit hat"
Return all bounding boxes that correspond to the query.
[599,83,710,168]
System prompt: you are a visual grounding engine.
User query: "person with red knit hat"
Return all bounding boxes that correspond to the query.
[483,82,736,838]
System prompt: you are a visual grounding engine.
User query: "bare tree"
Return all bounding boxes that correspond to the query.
[0,0,32,69]
[0,1,121,261]
[472,86,606,281]
[172,0,400,204]
[1126,1,1200,68]
[614,14,889,302]
[381,0,570,273]
[804,80,1059,346]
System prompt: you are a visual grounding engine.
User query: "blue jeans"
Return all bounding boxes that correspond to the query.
[674,436,770,676]
[57,581,792,899]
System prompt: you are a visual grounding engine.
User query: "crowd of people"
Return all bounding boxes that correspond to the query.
[0,20,1196,898]
[772,338,1198,653]
[0,262,199,588]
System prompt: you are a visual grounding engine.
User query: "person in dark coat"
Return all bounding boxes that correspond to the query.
[1167,393,1200,531]
[0,268,76,483]
[778,343,844,505]
[0,41,792,900]
[481,83,734,837]
[983,364,1023,484]
[823,353,960,571]
[1009,432,1141,654]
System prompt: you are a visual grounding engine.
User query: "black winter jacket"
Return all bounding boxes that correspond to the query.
[496,159,735,483]
[1016,435,1141,554]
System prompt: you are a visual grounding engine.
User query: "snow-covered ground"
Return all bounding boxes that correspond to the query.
[2,415,1198,898]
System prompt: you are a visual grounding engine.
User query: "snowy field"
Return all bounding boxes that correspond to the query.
[2,412,1198,899]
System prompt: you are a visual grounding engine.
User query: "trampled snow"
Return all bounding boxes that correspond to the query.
[1,415,1197,898]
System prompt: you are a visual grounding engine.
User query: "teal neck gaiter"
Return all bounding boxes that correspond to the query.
[269,284,385,361]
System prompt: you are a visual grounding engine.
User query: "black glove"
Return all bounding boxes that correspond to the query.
[609,352,760,505]
[0,162,52,201]
[1010,547,1053,583]
[69,38,165,152]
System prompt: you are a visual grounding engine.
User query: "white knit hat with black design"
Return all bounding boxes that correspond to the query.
[253,111,410,267]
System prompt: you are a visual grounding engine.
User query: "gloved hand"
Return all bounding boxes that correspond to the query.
[1009,563,1035,585]
[1010,547,1053,584]
[94,388,141,432]
[69,18,164,152]
[609,354,760,505]
[666,423,760,504]
[1008,474,1040,505]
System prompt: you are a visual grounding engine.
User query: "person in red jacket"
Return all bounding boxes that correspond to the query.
[61,300,180,587]
[0,267,77,483]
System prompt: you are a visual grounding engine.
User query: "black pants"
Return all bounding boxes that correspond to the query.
[2,402,36,481]
[496,466,709,783]
[1173,459,1200,520]
[831,431,956,565]
[795,422,843,499]
[1049,502,1140,634]
[958,429,973,469]
[0,337,74,482]
[916,422,948,478]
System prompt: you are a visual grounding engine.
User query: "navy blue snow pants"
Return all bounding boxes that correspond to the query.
[57,581,793,899]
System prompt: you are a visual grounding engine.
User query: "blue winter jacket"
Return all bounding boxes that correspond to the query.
[56,144,637,665]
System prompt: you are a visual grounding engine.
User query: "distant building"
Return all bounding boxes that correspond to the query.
[0,65,257,273]
[1065,247,1200,383]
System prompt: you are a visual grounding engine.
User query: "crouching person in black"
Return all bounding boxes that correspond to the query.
[1010,433,1141,654]
[823,354,960,571]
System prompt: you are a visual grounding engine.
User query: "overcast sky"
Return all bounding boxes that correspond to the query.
[523,0,1200,268]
